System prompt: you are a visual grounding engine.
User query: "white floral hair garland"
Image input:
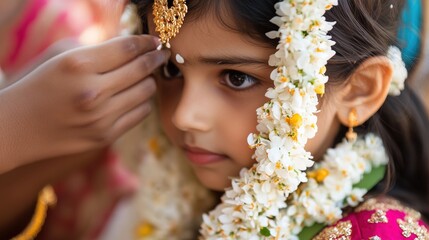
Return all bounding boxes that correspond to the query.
[121,0,407,239]
[200,0,338,238]
[387,45,407,96]
[200,0,405,239]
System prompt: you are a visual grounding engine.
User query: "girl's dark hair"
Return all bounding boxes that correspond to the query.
[136,0,429,219]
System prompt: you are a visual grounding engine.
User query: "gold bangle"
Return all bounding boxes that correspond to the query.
[11,185,57,240]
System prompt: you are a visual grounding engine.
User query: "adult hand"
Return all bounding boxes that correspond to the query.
[0,35,169,173]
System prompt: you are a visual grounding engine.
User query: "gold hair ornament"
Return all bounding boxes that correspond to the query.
[153,0,188,48]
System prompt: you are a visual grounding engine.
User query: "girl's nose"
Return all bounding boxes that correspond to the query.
[171,80,213,133]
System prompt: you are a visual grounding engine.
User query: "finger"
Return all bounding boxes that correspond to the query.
[76,50,167,111]
[83,35,161,73]
[75,77,154,128]
[110,103,152,140]
[102,49,169,96]
[108,77,156,118]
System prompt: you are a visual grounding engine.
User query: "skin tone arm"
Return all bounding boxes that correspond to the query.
[0,2,160,237]
[0,35,170,236]
[0,35,170,174]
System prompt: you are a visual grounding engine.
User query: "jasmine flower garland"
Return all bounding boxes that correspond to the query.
[124,0,407,239]
[387,46,408,96]
[286,134,388,235]
[200,0,339,238]
[135,135,216,239]
[125,112,215,240]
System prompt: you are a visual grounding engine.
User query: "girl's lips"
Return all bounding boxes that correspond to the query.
[183,146,227,165]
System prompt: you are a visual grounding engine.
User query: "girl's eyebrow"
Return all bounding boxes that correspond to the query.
[198,55,268,66]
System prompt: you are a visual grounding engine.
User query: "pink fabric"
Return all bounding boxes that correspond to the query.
[38,150,138,240]
[38,11,71,58]
[3,0,48,69]
[1,0,91,73]
[318,198,429,239]
[345,209,428,239]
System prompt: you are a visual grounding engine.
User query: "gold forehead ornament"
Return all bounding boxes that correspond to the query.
[153,0,188,48]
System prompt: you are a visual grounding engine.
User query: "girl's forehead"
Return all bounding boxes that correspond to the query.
[148,14,274,66]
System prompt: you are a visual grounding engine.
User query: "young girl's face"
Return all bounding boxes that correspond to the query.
[149,14,341,190]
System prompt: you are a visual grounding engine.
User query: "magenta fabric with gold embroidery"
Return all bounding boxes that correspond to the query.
[345,208,428,239]
[314,198,429,240]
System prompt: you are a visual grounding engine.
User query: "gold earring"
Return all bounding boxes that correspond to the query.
[346,108,358,141]
[153,0,188,48]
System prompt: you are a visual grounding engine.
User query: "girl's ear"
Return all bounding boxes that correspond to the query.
[336,56,393,126]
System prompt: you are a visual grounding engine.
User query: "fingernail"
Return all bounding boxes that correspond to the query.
[152,37,162,49]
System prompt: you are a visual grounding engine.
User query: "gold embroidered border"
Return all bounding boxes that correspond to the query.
[313,220,352,240]
[355,197,421,220]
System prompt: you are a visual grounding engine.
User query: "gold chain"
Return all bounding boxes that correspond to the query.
[12,185,57,240]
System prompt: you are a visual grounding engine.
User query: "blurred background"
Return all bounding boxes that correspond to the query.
[410,1,429,113]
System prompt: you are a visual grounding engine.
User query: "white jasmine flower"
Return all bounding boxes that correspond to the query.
[387,45,407,96]
[200,1,387,239]
[347,188,366,207]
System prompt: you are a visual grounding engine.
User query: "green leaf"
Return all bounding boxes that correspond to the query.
[260,227,271,237]
[353,165,386,189]
[298,223,325,240]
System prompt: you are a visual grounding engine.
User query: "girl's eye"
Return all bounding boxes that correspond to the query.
[223,71,258,90]
[162,60,183,79]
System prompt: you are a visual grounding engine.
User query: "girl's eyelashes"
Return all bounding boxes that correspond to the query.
[162,60,183,79]
[160,61,260,91]
[221,70,259,90]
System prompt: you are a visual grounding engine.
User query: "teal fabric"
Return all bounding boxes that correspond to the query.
[398,0,422,70]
